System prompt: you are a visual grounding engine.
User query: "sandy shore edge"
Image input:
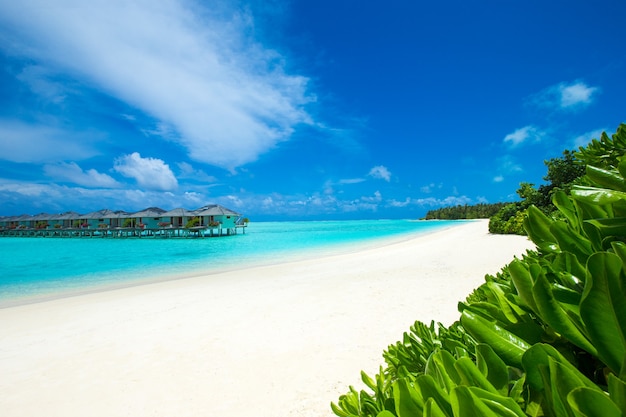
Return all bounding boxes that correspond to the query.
[0,220,535,417]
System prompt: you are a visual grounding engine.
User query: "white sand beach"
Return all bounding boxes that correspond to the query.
[0,220,535,417]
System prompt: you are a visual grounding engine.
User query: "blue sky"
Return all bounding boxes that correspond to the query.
[0,1,624,220]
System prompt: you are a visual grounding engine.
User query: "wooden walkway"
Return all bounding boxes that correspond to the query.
[0,225,246,238]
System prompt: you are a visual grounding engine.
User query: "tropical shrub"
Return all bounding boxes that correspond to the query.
[489,149,586,235]
[332,123,626,417]
[185,217,200,228]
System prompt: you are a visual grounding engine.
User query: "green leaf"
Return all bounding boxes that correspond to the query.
[450,386,526,417]
[455,357,499,394]
[580,252,626,373]
[586,165,626,192]
[423,398,449,417]
[574,197,611,222]
[550,222,593,265]
[460,310,531,367]
[553,190,581,230]
[465,387,528,417]
[552,252,586,291]
[531,271,597,354]
[618,158,626,180]
[508,260,539,313]
[485,281,525,324]
[450,386,499,417]
[608,374,626,413]
[567,387,623,417]
[416,374,453,416]
[524,206,559,252]
[425,350,460,393]
[522,344,599,393]
[610,241,626,271]
[586,218,626,239]
[571,186,626,205]
[393,378,424,417]
[476,344,509,394]
[376,411,397,417]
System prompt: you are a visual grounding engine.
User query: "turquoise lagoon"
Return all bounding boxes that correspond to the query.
[0,219,463,305]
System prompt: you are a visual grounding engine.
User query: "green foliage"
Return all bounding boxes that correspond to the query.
[488,203,527,235]
[575,124,626,170]
[332,123,626,417]
[423,203,509,220]
[185,217,200,228]
[490,150,586,235]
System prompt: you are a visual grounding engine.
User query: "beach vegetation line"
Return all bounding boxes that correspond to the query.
[332,123,626,417]
[422,203,509,220]
[489,148,588,235]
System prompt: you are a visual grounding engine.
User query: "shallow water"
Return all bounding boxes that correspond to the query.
[0,219,463,304]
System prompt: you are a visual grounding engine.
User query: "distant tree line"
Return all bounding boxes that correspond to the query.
[488,149,586,234]
[422,203,509,220]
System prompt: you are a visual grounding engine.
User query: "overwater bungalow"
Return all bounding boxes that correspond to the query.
[82,209,118,229]
[194,204,240,229]
[160,208,196,228]
[57,211,83,228]
[127,207,167,229]
[0,204,246,238]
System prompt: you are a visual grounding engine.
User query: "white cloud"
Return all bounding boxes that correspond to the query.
[0,119,98,163]
[0,0,315,169]
[560,82,598,108]
[529,80,599,111]
[361,190,382,203]
[368,165,391,182]
[493,175,504,183]
[503,125,544,147]
[572,128,607,149]
[339,178,366,185]
[44,162,120,188]
[113,152,178,191]
[420,183,442,193]
[177,162,217,183]
[384,195,474,209]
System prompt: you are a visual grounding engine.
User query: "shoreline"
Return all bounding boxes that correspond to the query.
[0,220,535,417]
[0,219,461,309]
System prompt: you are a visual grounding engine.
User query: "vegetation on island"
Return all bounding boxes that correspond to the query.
[422,203,509,220]
[332,123,626,417]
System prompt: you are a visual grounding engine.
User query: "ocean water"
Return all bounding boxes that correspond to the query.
[0,219,462,305]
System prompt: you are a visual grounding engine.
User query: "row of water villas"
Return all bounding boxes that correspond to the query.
[0,205,247,238]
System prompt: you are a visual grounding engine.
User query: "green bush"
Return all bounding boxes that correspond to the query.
[490,149,587,235]
[332,124,626,417]
[488,203,526,235]
[185,217,200,228]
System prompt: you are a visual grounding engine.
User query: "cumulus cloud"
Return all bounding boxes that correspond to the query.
[529,80,599,111]
[44,162,120,188]
[493,175,504,183]
[113,152,178,191]
[0,0,315,169]
[503,125,544,147]
[368,165,391,181]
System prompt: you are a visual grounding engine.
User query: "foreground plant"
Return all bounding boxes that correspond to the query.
[332,124,626,417]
